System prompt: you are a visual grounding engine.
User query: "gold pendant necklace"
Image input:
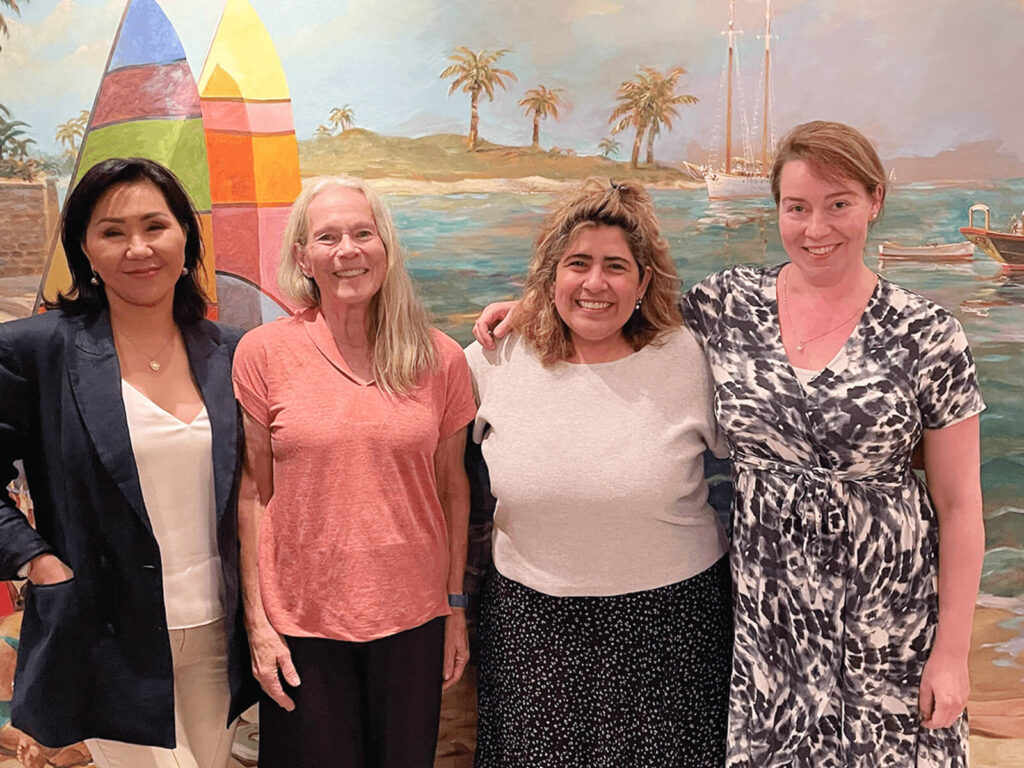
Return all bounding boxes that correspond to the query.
[782,267,869,353]
[115,328,176,372]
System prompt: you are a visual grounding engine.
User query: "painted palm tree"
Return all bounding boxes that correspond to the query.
[314,124,333,139]
[54,117,85,154]
[598,137,620,159]
[0,117,30,160]
[1,0,27,53]
[609,70,653,169]
[518,85,566,149]
[609,66,697,169]
[8,135,35,158]
[328,105,354,133]
[441,46,517,150]
[641,68,697,164]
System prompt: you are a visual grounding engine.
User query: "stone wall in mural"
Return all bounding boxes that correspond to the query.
[0,1,1022,767]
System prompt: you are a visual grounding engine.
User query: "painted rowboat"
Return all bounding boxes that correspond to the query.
[877,241,975,260]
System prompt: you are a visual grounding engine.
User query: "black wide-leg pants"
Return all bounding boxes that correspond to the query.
[257,616,445,768]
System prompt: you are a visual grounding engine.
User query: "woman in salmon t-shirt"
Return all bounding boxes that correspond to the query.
[232,177,476,768]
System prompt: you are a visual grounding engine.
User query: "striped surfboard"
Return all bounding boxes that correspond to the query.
[34,0,216,313]
[198,0,302,327]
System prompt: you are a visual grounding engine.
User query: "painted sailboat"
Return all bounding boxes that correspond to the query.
[960,204,1024,268]
[705,0,773,200]
[34,0,214,311]
[198,0,302,328]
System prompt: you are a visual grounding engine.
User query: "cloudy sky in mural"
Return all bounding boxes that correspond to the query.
[2,0,1021,165]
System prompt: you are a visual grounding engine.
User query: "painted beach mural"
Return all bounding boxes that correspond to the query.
[1,0,1023,766]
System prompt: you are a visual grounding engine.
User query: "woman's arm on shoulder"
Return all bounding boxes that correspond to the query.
[472,300,520,350]
[918,414,984,729]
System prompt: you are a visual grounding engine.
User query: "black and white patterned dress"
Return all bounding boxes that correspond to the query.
[682,264,985,768]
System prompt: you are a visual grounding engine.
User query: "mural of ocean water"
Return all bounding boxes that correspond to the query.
[390,178,1024,669]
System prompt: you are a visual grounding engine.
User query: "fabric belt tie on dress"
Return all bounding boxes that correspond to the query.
[729,454,909,766]
[734,454,905,542]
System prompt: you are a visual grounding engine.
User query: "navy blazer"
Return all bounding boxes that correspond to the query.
[0,309,257,749]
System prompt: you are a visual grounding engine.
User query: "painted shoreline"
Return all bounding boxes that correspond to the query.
[970,602,1024,740]
[304,174,706,196]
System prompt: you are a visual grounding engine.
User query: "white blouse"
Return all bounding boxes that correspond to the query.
[121,380,225,629]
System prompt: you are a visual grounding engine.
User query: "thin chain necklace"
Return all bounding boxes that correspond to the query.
[781,266,871,353]
[115,327,177,372]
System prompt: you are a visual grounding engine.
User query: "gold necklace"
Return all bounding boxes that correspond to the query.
[781,266,870,353]
[115,327,177,372]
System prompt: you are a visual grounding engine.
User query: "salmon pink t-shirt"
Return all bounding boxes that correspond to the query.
[232,308,476,642]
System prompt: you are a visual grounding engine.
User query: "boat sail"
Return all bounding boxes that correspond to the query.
[705,0,773,200]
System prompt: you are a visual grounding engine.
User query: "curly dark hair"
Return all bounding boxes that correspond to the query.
[518,177,682,365]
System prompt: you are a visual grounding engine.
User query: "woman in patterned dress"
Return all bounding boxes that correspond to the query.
[474,122,984,767]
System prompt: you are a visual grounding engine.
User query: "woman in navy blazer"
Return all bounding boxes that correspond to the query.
[0,158,255,767]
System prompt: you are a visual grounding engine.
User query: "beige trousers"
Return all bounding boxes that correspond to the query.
[86,619,237,768]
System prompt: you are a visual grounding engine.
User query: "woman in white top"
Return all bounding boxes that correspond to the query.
[464,178,732,767]
[0,158,255,768]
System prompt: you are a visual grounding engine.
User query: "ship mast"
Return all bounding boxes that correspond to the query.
[725,0,736,174]
[761,0,772,171]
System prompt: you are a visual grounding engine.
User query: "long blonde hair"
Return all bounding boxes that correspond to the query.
[278,177,437,395]
[518,177,682,366]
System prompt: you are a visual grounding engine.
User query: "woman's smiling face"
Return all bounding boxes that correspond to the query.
[81,180,187,314]
[553,223,651,361]
[777,159,882,279]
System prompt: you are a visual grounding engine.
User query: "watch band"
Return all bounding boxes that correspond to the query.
[447,593,469,608]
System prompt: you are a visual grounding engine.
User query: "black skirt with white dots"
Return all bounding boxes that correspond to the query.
[475,556,733,768]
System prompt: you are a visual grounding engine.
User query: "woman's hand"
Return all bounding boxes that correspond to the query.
[26,553,73,585]
[918,645,969,729]
[442,609,469,690]
[472,301,520,349]
[247,614,300,711]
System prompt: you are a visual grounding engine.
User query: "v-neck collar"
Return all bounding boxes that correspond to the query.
[769,263,883,388]
[302,308,376,388]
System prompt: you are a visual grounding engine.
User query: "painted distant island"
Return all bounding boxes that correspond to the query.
[297,129,701,193]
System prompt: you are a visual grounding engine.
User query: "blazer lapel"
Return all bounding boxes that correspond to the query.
[67,313,152,532]
[184,321,237,526]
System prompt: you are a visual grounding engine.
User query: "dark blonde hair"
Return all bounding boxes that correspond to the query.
[770,121,887,220]
[518,177,682,365]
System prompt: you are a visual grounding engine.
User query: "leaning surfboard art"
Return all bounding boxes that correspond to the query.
[198,0,302,327]
[34,0,215,312]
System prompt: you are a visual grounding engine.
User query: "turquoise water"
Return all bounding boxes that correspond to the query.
[389,180,1024,602]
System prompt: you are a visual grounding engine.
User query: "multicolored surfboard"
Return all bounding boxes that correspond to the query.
[198,0,301,327]
[34,0,216,313]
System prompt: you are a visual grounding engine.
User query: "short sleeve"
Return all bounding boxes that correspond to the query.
[232,330,271,427]
[681,269,729,346]
[917,311,985,430]
[436,333,477,440]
